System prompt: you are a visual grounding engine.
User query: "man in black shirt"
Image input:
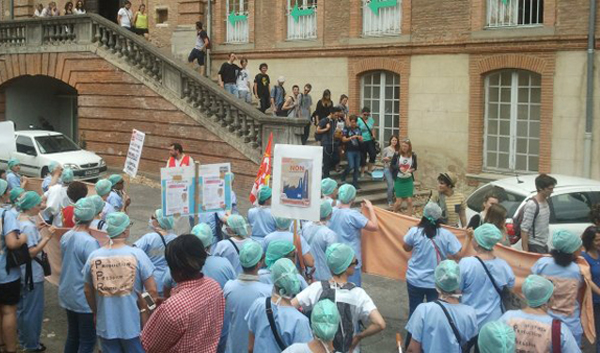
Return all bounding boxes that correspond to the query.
[253,63,271,113]
[218,53,240,96]
[316,106,342,178]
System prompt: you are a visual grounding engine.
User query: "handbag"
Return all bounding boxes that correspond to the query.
[359,117,381,154]
[33,251,52,277]
[2,210,34,289]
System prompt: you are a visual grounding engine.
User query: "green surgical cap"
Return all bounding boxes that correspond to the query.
[227,215,250,238]
[108,174,123,186]
[62,168,74,184]
[240,241,263,268]
[7,157,20,170]
[154,209,174,231]
[266,241,296,268]
[311,299,341,342]
[423,202,442,221]
[106,212,131,238]
[338,184,356,205]
[9,187,24,204]
[89,195,105,216]
[18,191,42,211]
[49,161,60,173]
[95,179,112,196]
[271,258,301,297]
[0,179,7,196]
[326,243,355,275]
[552,229,582,254]
[435,260,461,293]
[522,274,554,308]
[192,223,214,248]
[320,200,333,220]
[74,197,96,222]
[474,223,502,251]
[274,216,292,230]
[478,321,516,353]
[258,186,272,203]
[321,178,338,196]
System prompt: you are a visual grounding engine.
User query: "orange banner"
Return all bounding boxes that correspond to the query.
[361,207,596,343]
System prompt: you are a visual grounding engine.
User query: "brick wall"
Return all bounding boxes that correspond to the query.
[0,52,257,194]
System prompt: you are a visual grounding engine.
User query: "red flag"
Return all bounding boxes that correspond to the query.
[249,133,273,204]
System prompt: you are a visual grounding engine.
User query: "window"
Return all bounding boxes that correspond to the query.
[466,184,525,218]
[487,0,543,28]
[484,70,541,173]
[550,192,594,224]
[156,8,168,24]
[226,0,249,43]
[361,71,400,143]
[287,0,317,40]
[16,136,36,155]
[362,0,401,37]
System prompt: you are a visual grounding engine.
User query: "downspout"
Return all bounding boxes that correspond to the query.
[10,0,15,19]
[206,0,212,78]
[584,0,596,178]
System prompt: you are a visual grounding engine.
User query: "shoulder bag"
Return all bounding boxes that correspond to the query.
[358,117,381,154]
[434,301,469,352]
[265,297,288,351]
[474,256,509,313]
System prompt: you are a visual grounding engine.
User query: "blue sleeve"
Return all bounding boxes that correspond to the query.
[300,235,311,255]
[294,317,313,343]
[225,262,237,282]
[7,174,20,190]
[162,270,175,289]
[2,210,20,236]
[350,211,368,230]
[82,253,94,284]
[458,259,469,291]
[326,230,337,247]
[404,228,416,246]
[23,225,40,248]
[245,298,261,333]
[405,304,426,342]
[134,234,151,252]
[504,262,516,289]
[442,229,462,256]
[561,322,581,352]
[531,258,542,275]
[83,239,101,261]
[136,249,156,282]
[299,274,308,290]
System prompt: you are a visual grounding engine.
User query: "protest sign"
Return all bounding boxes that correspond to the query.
[160,166,195,216]
[0,121,16,156]
[199,163,231,178]
[123,129,145,178]
[198,173,233,213]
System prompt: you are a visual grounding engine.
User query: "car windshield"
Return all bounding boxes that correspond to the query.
[35,135,80,154]
[467,184,526,218]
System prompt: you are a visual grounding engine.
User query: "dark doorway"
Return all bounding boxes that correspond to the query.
[99,0,121,23]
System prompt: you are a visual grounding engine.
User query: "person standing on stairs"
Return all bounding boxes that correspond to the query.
[391,138,417,216]
[253,63,271,113]
[299,84,313,145]
[188,21,210,77]
[117,1,134,32]
[219,53,241,97]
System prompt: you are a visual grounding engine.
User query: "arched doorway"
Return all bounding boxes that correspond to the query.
[360,71,400,143]
[1,75,78,141]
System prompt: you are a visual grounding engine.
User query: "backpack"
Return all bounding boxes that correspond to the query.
[317,281,356,353]
[510,198,539,245]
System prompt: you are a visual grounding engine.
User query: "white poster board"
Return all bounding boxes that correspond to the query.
[0,121,16,155]
[199,163,231,178]
[123,129,145,177]
[271,144,323,222]
[160,166,195,216]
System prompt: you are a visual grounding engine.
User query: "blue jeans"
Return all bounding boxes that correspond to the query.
[18,282,44,350]
[237,90,252,103]
[341,151,360,187]
[383,168,394,204]
[407,281,438,319]
[64,310,96,353]
[99,337,145,353]
[224,83,238,96]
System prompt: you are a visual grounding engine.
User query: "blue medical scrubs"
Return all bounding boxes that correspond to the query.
[133,232,177,296]
[328,208,369,286]
[248,206,276,243]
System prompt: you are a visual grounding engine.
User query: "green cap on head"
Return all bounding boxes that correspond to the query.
[326,243,355,275]
[311,299,341,342]
[48,161,61,173]
[106,212,131,238]
[7,157,20,170]
[74,197,96,222]
[435,260,461,293]
[240,241,263,269]
[321,178,338,196]
[478,321,516,353]
[62,168,74,184]
[9,187,24,204]
[227,215,250,238]
[89,195,105,216]
[271,258,301,298]
[95,179,112,197]
[320,200,333,220]
[17,191,42,211]
[266,241,296,268]
[192,223,213,248]
[522,275,554,308]
[274,216,292,230]
[552,229,582,254]
[108,174,123,186]
[0,179,8,196]
[337,184,356,204]
[154,209,174,231]
[474,223,502,251]
[258,186,272,203]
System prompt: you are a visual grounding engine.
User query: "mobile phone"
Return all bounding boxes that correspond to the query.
[141,292,156,310]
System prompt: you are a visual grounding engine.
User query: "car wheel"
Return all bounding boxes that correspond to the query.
[41,166,49,178]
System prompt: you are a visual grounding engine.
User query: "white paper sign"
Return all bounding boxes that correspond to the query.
[199,163,231,178]
[123,129,145,177]
[160,166,195,217]
[272,144,323,222]
[0,121,16,155]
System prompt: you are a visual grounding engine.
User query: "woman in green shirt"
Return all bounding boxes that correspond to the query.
[133,4,149,40]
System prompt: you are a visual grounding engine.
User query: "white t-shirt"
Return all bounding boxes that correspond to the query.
[44,184,71,227]
[74,8,86,15]
[118,8,133,28]
[236,68,251,92]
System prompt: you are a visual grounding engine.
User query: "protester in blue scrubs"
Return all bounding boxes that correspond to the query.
[41,161,62,193]
[6,158,27,191]
[95,179,116,220]
[59,197,101,353]
[246,258,313,352]
[532,230,584,344]
[134,209,177,296]
[89,195,107,231]
[403,202,464,318]
[459,224,515,330]
[263,216,314,268]
[8,187,24,218]
[328,184,379,287]
[213,215,255,273]
[259,241,308,290]
[302,200,337,281]
[223,242,272,353]
[248,186,276,243]
[499,275,580,352]
[406,260,478,353]
[83,212,157,353]
[283,299,341,353]
[477,321,516,353]
[582,225,600,353]
[321,178,338,207]
[107,174,130,213]
[17,191,54,352]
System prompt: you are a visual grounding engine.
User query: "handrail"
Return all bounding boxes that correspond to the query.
[0,14,306,159]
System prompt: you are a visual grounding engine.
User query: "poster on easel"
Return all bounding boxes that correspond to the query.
[198,173,233,213]
[160,166,195,216]
[271,144,323,222]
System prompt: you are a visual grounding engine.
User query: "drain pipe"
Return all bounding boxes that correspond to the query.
[206,0,212,78]
[584,0,596,178]
[10,0,15,19]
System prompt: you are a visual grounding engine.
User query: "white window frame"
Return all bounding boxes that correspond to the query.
[484,70,541,173]
[360,71,400,143]
[287,0,318,41]
[486,0,544,28]
[226,0,249,44]
[362,0,401,37]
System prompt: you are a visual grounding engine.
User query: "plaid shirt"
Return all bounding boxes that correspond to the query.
[141,277,224,353]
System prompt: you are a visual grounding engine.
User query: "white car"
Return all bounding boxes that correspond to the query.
[466,174,600,249]
[0,130,107,181]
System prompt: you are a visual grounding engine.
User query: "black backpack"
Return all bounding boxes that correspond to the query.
[317,281,356,353]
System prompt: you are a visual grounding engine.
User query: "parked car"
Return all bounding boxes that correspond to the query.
[466,174,600,250]
[0,130,107,181]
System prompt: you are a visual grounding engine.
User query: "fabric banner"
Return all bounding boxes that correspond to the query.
[361,207,596,343]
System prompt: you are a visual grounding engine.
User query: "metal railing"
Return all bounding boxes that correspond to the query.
[287,1,318,41]
[486,0,544,28]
